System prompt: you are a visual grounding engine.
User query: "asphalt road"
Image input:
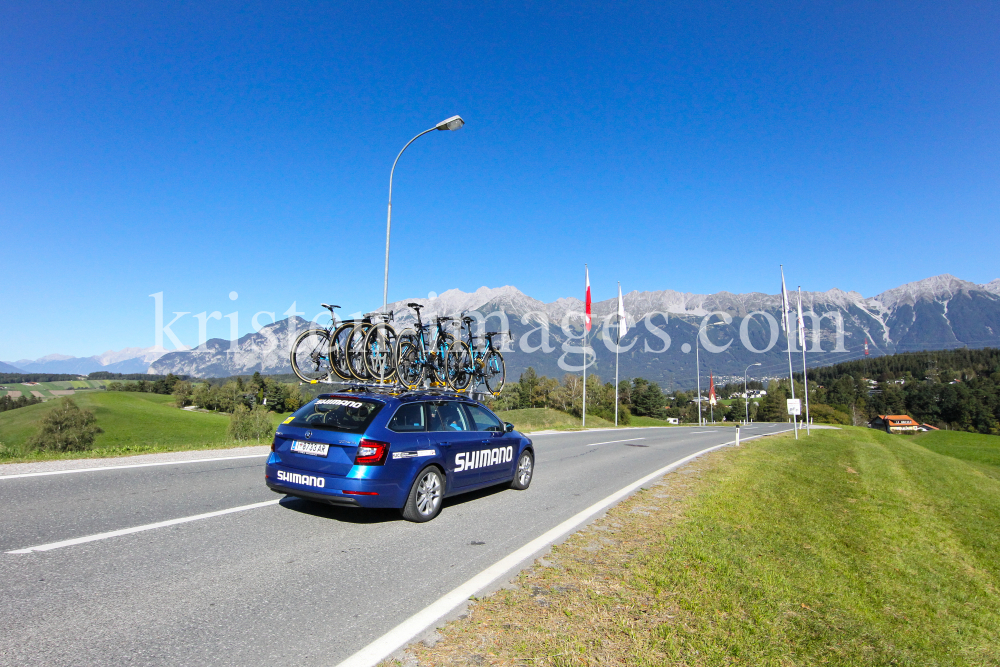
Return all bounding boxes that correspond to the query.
[0,423,793,667]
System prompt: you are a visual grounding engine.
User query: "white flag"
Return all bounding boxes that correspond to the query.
[796,287,806,348]
[617,282,628,339]
[780,266,790,334]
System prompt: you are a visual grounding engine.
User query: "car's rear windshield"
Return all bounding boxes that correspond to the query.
[286,396,384,434]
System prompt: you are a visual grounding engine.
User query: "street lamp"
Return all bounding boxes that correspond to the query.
[382,115,465,310]
[744,362,761,424]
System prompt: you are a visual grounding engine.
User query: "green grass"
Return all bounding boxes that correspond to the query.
[636,427,1000,664]
[417,426,1000,665]
[0,392,285,463]
[630,415,686,427]
[494,407,615,432]
[914,429,1000,479]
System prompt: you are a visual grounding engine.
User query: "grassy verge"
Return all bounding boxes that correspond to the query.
[914,430,1000,479]
[496,408,682,432]
[496,408,613,432]
[407,427,1000,666]
[0,392,287,463]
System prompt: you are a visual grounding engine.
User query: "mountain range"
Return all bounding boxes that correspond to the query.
[2,348,168,375]
[7,274,1000,389]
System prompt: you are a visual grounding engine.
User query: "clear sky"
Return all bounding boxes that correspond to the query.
[2,1,998,360]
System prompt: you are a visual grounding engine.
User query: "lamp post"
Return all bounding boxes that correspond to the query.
[383,115,465,311]
[744,362,761,423]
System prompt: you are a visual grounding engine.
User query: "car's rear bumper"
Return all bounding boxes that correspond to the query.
[266,482,361,506]
[265,461,407,508]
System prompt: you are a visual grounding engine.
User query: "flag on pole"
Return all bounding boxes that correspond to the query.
[709,372,717,406]
[617,283,628,339]
[585,266,592,332]
[796,288,806,349]
[865,336,869,356]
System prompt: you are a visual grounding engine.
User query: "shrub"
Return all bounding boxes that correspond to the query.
[228,404,275,442]
[25,399,103,452]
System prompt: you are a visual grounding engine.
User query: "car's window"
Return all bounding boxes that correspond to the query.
[464,404,503,432]
[388,403,426,432]
[287,396,383,434]
[427,401,470,432]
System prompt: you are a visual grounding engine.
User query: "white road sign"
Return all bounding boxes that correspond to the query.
[787,398,801,416]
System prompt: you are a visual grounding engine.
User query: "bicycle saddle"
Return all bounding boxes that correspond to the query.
[462,316,474,323]
[321,303,341,311]
[407,303,423,309]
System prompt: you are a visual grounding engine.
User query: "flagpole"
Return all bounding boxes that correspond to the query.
[582,264,589,428]
[781,265,798,440]
[615,281,620,427]
[582,329,587,428]
[695,332,702,426]
[798,287,811,435]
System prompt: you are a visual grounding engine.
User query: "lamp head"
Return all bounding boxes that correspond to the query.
[435,115,465,131]
[753,362,762,367]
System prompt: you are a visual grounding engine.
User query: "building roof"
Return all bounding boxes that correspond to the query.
[878,414,919,426]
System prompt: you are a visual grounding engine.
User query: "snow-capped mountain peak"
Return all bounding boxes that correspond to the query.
[873,274,981,310]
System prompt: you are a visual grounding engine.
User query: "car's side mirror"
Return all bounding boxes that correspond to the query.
[504,422,515,433]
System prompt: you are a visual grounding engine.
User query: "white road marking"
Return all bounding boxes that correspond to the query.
[689,431,718,434]
[6,499,281,554]
[585,438,645,447]
[333,436,746,667]
[0,454,268,481]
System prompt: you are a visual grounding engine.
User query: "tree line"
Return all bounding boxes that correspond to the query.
[0,393,43,413]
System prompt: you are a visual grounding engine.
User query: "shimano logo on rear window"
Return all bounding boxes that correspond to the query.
[276,470,326,488]
[315,399,364,408]
[455,446,514,472]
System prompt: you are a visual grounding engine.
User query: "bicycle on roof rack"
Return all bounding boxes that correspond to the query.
[395,303,459,390]
[289,303,342,383]
[289,305,396,384]
[444,313,507,394]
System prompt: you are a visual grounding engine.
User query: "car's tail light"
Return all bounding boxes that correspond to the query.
[270,438,276,452]
[343,490,379,496]
[354,439,390,466]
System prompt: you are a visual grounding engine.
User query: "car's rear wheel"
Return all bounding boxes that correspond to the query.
[401,467,444,522]
[510,450,533,490]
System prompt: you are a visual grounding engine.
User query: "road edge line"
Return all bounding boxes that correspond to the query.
[333,437,746,667]
[0,453,269,481]
[6,499,281,554]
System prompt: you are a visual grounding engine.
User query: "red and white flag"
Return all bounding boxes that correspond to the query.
[709,373,717,406]
[864,336,869,356]
[585,265,592,331]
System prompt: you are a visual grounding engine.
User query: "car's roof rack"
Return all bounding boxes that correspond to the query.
[303,377,495,402]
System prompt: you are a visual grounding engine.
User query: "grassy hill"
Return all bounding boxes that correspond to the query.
[0,392,287,462]
[0,379,114,399]
[495,407,680,431]
[915,429,1000,479]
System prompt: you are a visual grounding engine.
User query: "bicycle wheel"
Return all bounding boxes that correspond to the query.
[396,340,425,389]
[483,349,506,395]
[364,323,398,383]
[445,340,474,391]
[290,328,332,383]
[430,332,455,385]
[346,323,372,381]
[328,323,355,381]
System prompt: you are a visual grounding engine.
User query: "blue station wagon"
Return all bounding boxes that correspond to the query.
[265,391,534,521]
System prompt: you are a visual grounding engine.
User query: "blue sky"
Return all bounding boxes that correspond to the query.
[2,0,998,359]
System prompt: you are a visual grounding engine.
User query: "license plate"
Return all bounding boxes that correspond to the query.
[291,441,329,457]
